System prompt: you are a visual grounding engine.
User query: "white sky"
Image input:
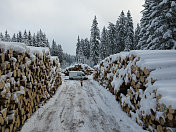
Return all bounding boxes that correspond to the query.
[0,0,144,55]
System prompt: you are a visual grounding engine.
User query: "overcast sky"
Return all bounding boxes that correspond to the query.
[0,0,144,55]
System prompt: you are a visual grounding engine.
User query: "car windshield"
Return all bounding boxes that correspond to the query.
[77,72,82,76]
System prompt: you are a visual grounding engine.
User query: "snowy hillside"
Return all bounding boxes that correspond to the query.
[0,41,62,131]
[93,50,176,132]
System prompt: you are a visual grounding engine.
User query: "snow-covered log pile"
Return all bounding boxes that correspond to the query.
[0,42,62,132]
[93,50,176,132]
[63,64,94,76]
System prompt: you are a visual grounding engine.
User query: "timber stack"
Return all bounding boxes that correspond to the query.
[63,64,94,76]
[93,50,176,132]
[0,42,62,132]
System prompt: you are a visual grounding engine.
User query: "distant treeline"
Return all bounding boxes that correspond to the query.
[0,29,76,67]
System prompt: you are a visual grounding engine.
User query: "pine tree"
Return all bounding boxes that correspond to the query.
[117,11,127,52]
[12,33,17,42]
[124,10,134,51]
[90,16,100,65]
[100,27,109,59]
[134,24,141,50]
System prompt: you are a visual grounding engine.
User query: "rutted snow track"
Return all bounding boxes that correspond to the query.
[20,77,145,132]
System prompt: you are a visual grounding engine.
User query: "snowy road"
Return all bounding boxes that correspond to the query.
[20,76,145,132]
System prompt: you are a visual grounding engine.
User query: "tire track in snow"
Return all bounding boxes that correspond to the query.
[81,81,120,132]
[21,80,71,132]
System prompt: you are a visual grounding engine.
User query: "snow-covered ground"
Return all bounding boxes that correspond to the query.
[20,75,146,132]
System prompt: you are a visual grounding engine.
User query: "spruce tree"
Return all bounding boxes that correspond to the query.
[108,23,116,54]
[28,31,33,46]
[76,36,81,57]
[42,33,48,47]
[100,27,109,59]
[124,10,134,51]
[46,39,50,48]
[90,16,100,65]
[23,30,28,44]
[32,33,36,47]
[50,39,58,56]
[0,33,4,41]
[17,31,22,42]
[80,39,85,57]
[16,34,19,42]
[58,44,63,63]
[4,30,11,42]
[148,0,176,49]
[38,29,46,47]
[84,38,90,59]
[39,29,43,47]
[134,24,141,50]
[36,33,40,47]
[117,11,127,52]
[12,33,17,42]
[115,20,120,53]
[138,0,176,49]
[137,0,156,49]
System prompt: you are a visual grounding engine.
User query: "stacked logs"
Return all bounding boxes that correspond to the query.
[0,46,62,132]
[93,52,176,132]
[63,64,94,76]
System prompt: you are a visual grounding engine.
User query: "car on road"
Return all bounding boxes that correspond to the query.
[69,71,88,80]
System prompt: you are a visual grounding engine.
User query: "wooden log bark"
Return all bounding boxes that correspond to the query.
[0,53,5,63]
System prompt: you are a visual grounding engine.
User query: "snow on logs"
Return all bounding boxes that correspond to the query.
[93,50,176,132]
[63,63,94,76]
[0,42,62,132]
